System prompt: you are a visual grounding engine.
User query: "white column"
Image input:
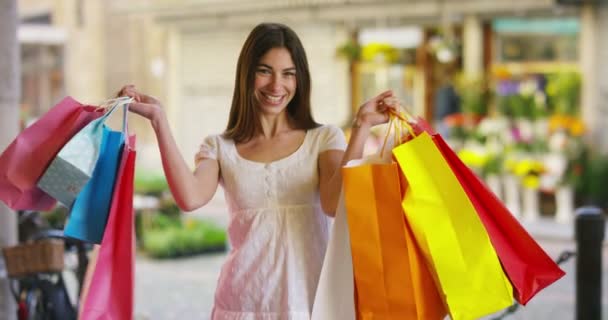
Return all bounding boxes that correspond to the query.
[54,0,107,103]
[166,26,182,144]
[555,186,575,224]
[580,4,608,152]
[463,15,483,77]
[522,188,540,222]
[596,5,608,152]
[0,1,19,318]
[579,4,598,145]
[503,175,521,218]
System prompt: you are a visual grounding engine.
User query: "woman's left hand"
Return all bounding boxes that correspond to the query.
[353,90,400,129]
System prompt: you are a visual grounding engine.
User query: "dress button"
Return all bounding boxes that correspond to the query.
[265,176,271,183]
[264,164,271,169]
[266,190,272,196]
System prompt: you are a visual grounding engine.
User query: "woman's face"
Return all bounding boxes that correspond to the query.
[253,47,297,116]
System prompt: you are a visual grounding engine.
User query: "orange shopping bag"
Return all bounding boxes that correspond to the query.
[342,118,446,320]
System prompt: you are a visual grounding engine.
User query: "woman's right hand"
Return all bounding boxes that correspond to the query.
[117,84,164,122]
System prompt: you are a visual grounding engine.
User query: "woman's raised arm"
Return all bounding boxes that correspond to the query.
[118,85,220,212]
[318,90,398,216]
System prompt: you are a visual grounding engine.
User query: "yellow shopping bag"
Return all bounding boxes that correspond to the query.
[342,118,447,320]
[393,130,513,320]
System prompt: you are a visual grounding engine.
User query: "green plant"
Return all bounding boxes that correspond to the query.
[134,170,169,196]
[336,40,361,62]
[498,94,540,119]
[42,206,69,229]
[141,214,227,259]
[546,71,581,116]
[482,154,504,177]
[578,152,608,209]
[455,74,489,116]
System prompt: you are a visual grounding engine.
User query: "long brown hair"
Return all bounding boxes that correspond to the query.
[224,23,319,143]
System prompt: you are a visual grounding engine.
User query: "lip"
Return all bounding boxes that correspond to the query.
[259,92,286,106]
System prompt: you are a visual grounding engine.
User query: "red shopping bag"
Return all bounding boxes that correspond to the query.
[433,134,565,304]
[0,97,104,210]
[80,135,136,320]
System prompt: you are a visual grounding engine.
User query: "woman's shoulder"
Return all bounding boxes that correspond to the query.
[201,133,233,145]
[308,123,343,135]
[307,124,346,151]
[196,133,233,160]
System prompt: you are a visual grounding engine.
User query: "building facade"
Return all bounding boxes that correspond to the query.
[15,0,608,218]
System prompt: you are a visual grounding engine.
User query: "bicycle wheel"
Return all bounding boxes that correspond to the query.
[39,275,76,320]
[24,288,45,320]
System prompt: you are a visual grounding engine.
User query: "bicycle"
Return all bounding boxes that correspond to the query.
[2,210,91,320]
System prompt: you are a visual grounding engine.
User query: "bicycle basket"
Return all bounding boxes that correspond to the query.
[2,239,64,277]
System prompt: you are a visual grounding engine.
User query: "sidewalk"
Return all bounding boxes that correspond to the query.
[133,208,602,320]
[521,217,574,242]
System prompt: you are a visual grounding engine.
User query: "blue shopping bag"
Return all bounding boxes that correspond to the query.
[37,97,132,208]
[63,104,129,243]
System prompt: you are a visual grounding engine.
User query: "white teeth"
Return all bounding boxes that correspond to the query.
[264,93,282,103]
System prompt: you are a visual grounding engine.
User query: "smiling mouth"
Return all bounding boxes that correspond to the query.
[261,93,285,105]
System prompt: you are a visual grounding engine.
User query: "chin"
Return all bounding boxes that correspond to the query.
[259,104,288,116]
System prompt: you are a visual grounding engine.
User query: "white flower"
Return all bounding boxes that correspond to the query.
[534,92,546,107]
[519,80,537,96]
[548,131,568,152]
[534,120,549,138]
[478,117,509,136]
[517,119,534,141]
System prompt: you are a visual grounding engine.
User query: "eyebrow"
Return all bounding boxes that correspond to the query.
[257,63,296,72]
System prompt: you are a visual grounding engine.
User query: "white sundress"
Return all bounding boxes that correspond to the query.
[195,125,347,320]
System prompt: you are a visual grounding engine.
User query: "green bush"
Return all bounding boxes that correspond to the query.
[134,171,169,196]
[578,153,608,209]
[141,214,227,259]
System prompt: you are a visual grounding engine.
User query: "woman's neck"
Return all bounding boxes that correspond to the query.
[258,112,293,139]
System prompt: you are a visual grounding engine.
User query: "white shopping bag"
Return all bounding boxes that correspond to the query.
[311,191,355,320]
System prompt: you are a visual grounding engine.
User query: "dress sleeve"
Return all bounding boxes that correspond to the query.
[319,125,347,152]
[195,135,218,167]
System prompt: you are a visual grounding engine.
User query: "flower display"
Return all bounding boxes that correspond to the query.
[504,157,546,189]
[361,43,400,64]
[545,114,587,188]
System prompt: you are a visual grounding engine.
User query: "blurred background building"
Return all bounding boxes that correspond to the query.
[15,0,608,225]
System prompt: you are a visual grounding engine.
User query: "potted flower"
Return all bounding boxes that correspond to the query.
[547,115,586,223]
[508,157,546,221]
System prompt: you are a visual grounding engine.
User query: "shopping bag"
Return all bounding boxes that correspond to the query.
[342,117,447,320]
[0,97,104,210]
[37,97,132,208]
[343,157,446,320]
[80,134,136,320]
[63,105,129,243]
[433,134,565,304]
[310,191,356,320]
[393,130,513,320]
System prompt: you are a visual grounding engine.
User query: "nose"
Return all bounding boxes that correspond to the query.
[269,74,283,91]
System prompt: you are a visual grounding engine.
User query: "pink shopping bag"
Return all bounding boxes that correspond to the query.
[80,135,136,320]
[0,97,104,210]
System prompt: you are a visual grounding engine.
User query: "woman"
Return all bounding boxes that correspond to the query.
[119,22,398,320]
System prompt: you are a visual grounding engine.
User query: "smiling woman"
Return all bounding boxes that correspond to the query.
[117,22,401,320]
[253,49,297,115]
[225,23,316,144]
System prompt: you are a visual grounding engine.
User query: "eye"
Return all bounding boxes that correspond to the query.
[283,71,296,77]
[256,68,271,75]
